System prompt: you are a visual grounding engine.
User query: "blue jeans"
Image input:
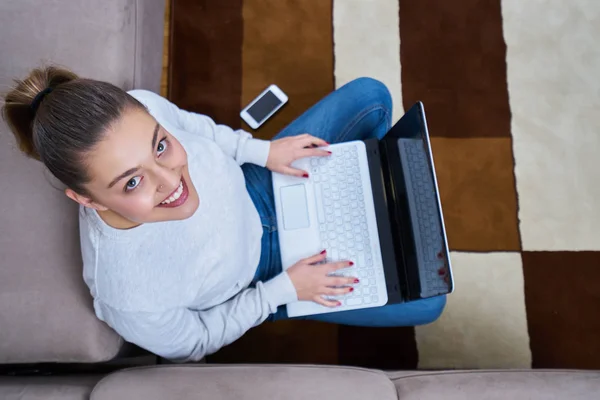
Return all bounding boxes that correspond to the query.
[242,77,446,326]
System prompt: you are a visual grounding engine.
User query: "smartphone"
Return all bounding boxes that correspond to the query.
[240,84,288,129]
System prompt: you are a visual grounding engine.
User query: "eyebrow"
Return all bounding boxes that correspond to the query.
[107,123,160,189]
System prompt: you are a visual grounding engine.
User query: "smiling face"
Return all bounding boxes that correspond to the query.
[68,107,200,229]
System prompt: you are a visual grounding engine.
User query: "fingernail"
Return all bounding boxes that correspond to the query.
[325,141,330,145]
[348,261,354,266]
[336,301,342,307]
[349,287,354,292]
[437,252,443,259]
[320,249,327,255]
[438,268,445,276]
[303,173,309,178]
[354,278,360,283]
[327,151,332,155]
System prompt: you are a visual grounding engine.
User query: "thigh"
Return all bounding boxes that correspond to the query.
[274,77,393,144]
[291,296,447,327]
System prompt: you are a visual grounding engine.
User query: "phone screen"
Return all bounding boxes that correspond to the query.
[247,90,282,122]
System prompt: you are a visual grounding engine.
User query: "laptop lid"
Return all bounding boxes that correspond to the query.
[379,102,453,300]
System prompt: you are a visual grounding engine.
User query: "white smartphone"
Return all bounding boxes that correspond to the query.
[240,84,288,129]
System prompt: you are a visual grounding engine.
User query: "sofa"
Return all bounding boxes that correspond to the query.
[0,0,598,399]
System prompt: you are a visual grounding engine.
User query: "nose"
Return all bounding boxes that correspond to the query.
[153,165,180,193]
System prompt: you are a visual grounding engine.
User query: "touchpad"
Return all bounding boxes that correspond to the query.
[280,184,310,230]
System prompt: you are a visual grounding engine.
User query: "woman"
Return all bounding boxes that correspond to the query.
[2,67,445,362]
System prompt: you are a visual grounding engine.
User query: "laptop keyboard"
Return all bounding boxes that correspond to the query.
[309,144,386,308]
[398,138,448,297]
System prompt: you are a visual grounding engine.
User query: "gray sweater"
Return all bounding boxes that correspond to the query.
[80,90,297,362]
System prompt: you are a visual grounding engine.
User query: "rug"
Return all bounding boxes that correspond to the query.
[167,0,600,370]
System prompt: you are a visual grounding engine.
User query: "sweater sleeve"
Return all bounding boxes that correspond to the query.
[128,89,271,167]
[96,272,297,362]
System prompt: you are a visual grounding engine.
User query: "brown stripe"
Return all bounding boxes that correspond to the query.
[207,320,340,364]
[522,251,600,369]
[399,0,511,138]
[240,0,335,140]
[339,326,418,370]
[168,0,243,128]
[430,137,521,251]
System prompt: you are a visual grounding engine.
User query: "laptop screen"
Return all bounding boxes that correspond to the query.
[380,102,453,300]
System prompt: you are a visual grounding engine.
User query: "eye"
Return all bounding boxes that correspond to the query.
[125,176,142,192]
[157,138,168,156]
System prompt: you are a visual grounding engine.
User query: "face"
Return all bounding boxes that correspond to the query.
[67,107,200,229]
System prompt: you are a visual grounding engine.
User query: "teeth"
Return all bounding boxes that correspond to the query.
[161,181,184,205]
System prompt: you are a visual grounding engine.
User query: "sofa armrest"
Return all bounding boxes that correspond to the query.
[91,365,398,400]
[388,369,600,400]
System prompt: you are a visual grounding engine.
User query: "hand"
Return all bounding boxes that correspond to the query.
[266,134,331,178]
[286,250,359,307]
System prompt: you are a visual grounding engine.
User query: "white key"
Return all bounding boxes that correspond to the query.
[363,296,372,304]
[346,297,363,306]
[314,184,325,224]
[330,248,339,262]
[371,295,379,303]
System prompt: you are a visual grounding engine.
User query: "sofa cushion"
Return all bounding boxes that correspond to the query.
[0,375,102,400]
[388,370,600,399]
[0,0,164,363]
[91,365,398,400]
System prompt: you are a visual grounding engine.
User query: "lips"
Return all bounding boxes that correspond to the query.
[157,178,189,208]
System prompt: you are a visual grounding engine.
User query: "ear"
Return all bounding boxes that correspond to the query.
[65,188,108,211]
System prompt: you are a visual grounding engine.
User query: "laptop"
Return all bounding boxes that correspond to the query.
[272,102,454,317]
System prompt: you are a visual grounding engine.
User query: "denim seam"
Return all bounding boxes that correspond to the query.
[337,104,392,143]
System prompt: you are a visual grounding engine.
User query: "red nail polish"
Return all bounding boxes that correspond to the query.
[327,151,332,154]
[303,173,309,178]
[438,268,445,276]
[336,301,342,306]
[354,278,360,283]
[349,287,354,292]
[348,261,354,266]
[320,249,327,255]
[437,252,443,259]
[325,141,330,145]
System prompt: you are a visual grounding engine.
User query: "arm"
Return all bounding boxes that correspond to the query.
[128,89,271,167]
[98,272,296,362]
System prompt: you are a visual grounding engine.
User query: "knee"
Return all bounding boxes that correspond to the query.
[346,77,393,112]
[415,295,447,325]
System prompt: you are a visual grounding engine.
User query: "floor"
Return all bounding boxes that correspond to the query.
[162,0,600,370]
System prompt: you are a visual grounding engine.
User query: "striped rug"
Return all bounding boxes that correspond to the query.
[168,0,600,370]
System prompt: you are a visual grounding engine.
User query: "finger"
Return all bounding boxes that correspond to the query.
[298,135,329,148]
[327,276,360,287]
[314,296,342,308]
[281,166,309,178]
[326,260,354,271]
[324,287,354,296]
[300,148,332,158]
[302,249,328,264]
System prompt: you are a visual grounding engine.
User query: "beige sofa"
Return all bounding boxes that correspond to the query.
[0,0,598,399]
